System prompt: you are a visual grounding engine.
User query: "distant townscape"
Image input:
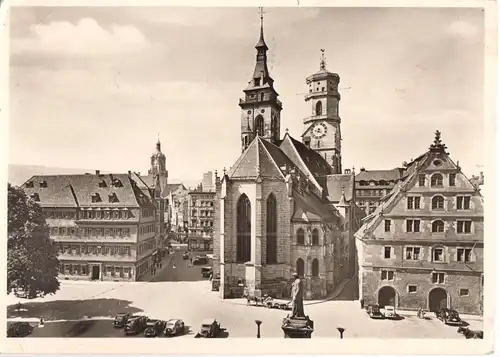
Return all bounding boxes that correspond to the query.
[6,7,485,342]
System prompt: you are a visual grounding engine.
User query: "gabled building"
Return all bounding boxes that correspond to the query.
[22,171,160,282]
[213,12,363,300]
[355,131,484,315]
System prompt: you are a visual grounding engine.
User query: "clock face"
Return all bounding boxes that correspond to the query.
[311,122,327,139]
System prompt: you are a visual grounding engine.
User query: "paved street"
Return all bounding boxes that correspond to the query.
[150,250,212,282]
[7,279,483,339]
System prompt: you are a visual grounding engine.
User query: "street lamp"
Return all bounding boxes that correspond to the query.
[337,327,345,339]
[255,320,262,338]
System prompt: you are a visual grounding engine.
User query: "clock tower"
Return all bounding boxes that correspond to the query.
[239,8,282,152]
[302,50,342,174]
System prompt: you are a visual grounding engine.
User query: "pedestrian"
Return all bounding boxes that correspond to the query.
[360,298,364,309]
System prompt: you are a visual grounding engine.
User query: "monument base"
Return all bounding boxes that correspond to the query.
[281,315,314,338]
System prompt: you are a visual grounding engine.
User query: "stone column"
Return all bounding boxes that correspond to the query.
[305,255,312,299]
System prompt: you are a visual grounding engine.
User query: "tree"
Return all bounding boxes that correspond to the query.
[7,184,60,297]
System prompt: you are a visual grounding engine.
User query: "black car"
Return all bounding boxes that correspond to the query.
[144,319,166,337]
[124,316,148,335]
[193,256,208,265]
[113,313,132,328]
[7,322,34,337]
[435,308,451,321]
[443,309,462,326]
[366,304,385,319]
[182,253,190,260]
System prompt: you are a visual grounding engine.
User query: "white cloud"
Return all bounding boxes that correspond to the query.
[12,18,151,55]
[445,20,480,39]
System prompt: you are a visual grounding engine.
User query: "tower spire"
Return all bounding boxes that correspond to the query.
[320,49,326,70]
[256,7,267,49]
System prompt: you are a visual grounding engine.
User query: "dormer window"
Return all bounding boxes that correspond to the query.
[108,193,119,203]
[98,180,107,188]
[254,78,261,86]
[112,179,123,188]
[30,193,40,202]
[39,181,47,188]
[25,181,34,188]
[91,193,102,203]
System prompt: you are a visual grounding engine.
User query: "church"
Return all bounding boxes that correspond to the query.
[212,13,364,300]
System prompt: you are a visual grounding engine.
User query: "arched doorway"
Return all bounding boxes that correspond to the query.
[428,288,448,312]
[378,286,397,307]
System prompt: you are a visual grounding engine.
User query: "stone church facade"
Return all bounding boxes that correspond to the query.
[213,15,363,300]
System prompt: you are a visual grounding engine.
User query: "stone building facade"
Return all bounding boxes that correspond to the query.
[22,171,160,282]
[187,184,215,252]
[213,14,362,300]
[355,131,484,315]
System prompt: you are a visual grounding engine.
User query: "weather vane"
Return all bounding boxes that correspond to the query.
[258,7,265,24]
[320,49,326,70]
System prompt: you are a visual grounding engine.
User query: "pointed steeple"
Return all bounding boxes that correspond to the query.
[320,49,326,70]
[255,7,268,50]
[156,133,161,152]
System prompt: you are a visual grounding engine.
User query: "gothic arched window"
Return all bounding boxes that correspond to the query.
[315,101,323,116]
[296,258,305,277]
[266,193,278,264]
[296,228,305,245]
[312,228,319,245]
[255,116,264,137]
[431,173,443,187]
[312,258,319,277]
[432,195,445,210]
[236,194,251,262]
[432,220,445,233]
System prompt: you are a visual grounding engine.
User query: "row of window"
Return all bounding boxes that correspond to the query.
[60,264,133,278]
[81,210,130,220]
[190,221,214,228]
[296,228,320,245]
[51,227,131,237]
[138,240,155,255]
[295,257,320,277]
[383,246,475,263]
[384,219,473,234]
[357,189,390,197]
[191,201,214,207]
[142,208,154,217]
[407,195,471,210]
[357,200,381,206]
[139,224,156,235]
[58,244,131,256]
[419,173,456,187]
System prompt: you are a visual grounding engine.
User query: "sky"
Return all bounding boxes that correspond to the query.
[8,6,486,184]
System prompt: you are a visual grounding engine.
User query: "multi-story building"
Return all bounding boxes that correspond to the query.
[165,184,189,238]
[22,171,160,282]
[355,131,484,315]
[187,183,215,251]
[202,171,214,192]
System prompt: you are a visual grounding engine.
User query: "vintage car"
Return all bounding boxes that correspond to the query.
[437,308,462,325]
[383,305,398,319]
[366,304,385,319]
[144,319,166,337]
[193,256,208,265]
[201,267,213,278]
[195,318,221,338]
[164,319,185,336]
[264,296,291,310]
[7,322,34,337]
[182,253,190,260]
[113,313,132,328]
[124,315,148,335]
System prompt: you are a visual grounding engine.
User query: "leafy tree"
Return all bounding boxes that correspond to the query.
[7,184,60,297]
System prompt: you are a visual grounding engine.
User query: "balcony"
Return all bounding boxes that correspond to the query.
[239,97,282,109]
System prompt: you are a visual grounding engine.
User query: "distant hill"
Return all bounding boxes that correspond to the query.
[8,164,198,189]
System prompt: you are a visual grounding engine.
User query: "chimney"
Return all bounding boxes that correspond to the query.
[95,170,100,176]
[360,167,366,172]
[128,170,131,176]
[344,169,351,175]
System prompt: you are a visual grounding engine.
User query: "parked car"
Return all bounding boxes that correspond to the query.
[113,313,132,328]
[437,308,462,325]
[383,305,398,319]
[201,267,213,278]
[196,318,221,338]
[264,296,291,310]
[124,316,148,335]
[164,319,185,336]
[366,304,385,319]
[182,253,190,260]
[144,319,166,337]
[193,256,208,265]
[7,322,33,337]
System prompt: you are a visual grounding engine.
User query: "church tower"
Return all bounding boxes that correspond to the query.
[148,135,168,179]
[302,50,342,174]
[239,8,282,152]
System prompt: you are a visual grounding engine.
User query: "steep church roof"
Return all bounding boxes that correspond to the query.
[228,136,294,180]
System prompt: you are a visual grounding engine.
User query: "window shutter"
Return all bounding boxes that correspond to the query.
[470,250,477,262]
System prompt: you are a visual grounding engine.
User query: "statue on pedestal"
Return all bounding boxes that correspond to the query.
[281,273,314,338]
